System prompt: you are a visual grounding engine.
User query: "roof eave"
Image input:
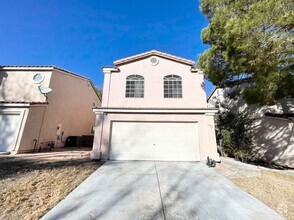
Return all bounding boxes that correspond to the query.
[0,101,49,107]
[113,50,195,67]
[207,87,220,102]
[0,66,54,71]
[93,107,218,114]
[0,65,91,81]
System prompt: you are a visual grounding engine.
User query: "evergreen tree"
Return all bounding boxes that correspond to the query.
[198,0,294,105]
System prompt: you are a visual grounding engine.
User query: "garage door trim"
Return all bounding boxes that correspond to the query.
[0,109,27,152]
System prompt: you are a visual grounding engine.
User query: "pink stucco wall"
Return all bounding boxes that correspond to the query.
[92,53,219,162]
[102,56,207,108]
[91,113,219,162]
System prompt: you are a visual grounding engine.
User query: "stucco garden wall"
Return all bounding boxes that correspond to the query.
[253,117,293,167]
[208,87,294,167]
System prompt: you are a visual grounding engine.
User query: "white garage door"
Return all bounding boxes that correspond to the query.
[110,122,199,161]
[0,113,21,152]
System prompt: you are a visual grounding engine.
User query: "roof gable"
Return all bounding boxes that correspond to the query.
[0,65,101,102]
[0,65,89,80]
[114,50,195,66]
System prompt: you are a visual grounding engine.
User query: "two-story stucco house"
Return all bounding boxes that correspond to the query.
[0,66,101,154]
[91,50,219,162]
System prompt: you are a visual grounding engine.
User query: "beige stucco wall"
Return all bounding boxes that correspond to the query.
[18,106,46,152]
[253,117,293,167]
[91,113,219,162]
[102,57,207,108]
[37,69,101,148]
[0,68,101,153]
[208,87,294,167]
[0,70,51,102]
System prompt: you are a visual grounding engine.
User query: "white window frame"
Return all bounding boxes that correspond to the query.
[125,75,144,98]
[163,75,182,98]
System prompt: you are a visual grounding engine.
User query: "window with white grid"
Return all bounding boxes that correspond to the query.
[163,75,182,98]
[125,75,144,98]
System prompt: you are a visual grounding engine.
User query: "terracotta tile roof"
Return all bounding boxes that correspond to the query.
[0,65,90,81]
[265,112,294,120]
[114,50,195,66]
[0,101,48,105]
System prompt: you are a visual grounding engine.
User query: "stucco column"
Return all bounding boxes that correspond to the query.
[101,67,119,108]
[205,113,220,161]
[90,111,104,159]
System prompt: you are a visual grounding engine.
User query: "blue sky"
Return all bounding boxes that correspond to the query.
[0,0,214,96]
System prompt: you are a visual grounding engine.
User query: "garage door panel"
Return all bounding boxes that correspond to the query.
[0,114,21,152]
[110,122,199,161]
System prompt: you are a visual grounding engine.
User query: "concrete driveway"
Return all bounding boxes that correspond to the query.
[42,161,283,220]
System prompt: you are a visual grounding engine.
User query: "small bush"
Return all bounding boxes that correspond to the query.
[216,111,253,161]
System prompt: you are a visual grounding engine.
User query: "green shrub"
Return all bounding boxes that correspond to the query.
[216,111,253,161]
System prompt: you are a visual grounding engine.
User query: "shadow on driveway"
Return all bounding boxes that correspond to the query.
[42,161,284,220]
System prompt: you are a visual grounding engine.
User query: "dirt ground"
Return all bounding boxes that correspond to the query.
[1,152,293,220]
[0,148,103,220]
[216,157,294,219]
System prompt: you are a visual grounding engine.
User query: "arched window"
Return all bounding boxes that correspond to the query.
[125,75,144,98]
[163,75,182,98]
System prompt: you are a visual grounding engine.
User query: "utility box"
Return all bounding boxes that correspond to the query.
[65,136,82,147]
[82,135,94,147]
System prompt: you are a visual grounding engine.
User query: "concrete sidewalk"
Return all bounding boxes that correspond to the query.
[42,161,284,220]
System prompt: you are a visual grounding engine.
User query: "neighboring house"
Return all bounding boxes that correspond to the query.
[0,66,101,154]
[208,81,294,168]
[91,50,219,162]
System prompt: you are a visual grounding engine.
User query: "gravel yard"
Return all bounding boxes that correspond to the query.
[1,151,292,220]
[216,157,294,219]
[0,149,103,220]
